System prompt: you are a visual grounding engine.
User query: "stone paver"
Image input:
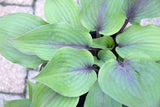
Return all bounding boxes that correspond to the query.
[35,0,46,20]
[0,0,33,6]
[26,70,39,99]
[27,70,39,83]
[0,5,33,17]
[0,55,27,93]
[141,17,160,26]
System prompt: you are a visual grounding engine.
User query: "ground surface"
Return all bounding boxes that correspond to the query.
[0,0,160,107]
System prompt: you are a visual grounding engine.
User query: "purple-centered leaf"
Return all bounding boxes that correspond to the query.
[124,0,160,23]
[35,47,97,97]
[98,53,160,107]
[11,23,92,60]
[116,25,160,61]
[80,0,125,35]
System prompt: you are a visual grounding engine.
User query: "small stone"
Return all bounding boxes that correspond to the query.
[26,70,39,99]
[2,0,34,6]
[35,0,46,21]
[27,70,39,83]
[26,85,29,99]
[0,5,33,17]
[0,55,27,93]
[141,17,160,26]
[125,23,132,29]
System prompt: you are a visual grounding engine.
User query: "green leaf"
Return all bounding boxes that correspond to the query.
[98,53,160,107]
[98,49,116,62]
[0,13,47,68]
[94,49,116,67]
[35,47,97,97]
[45,0,86,30]
[91,36,115,50]
[84,81,122,107]
[116,25,160,61]
[4,99,31,107]
[94,56,104,67]
[11,23,92,60]
[80,0,125,35]
[27,81,34,99]
[31,82,79,107]
[123,0,160,24]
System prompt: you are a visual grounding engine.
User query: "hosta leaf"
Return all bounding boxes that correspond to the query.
[84,81,122,107]
[123,0,160,24]
[31,82,79,107]
[35,47,97,97]
[98,49,116,62]
[0,13,47,68]
[94,49,116,67]
[98,53,160,107]
[116,25,160,61]
[91,36,115,50]
[94,56,104,67]
[11,23,92,60]
[27,81,34,99]
[45,0,85,30]
[4,99,31,107]
[80,0,125,35]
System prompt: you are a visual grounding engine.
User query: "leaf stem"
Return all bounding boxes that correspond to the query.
[117,18,129,35]
[111,19,129,60]
[96,31,101,38]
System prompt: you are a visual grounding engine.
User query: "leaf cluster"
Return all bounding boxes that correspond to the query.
[1,0,160,107]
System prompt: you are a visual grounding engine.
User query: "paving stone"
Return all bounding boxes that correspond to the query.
[26,85,29,99]
[141,17,160,26]
[35,0,46,20]
[0,5,33,17]
[0,55,27,93]
[26,70,39,99]
[1,0,33,6]
[0,94,3,107]
[27,70,39,83]
[0,93,24,107]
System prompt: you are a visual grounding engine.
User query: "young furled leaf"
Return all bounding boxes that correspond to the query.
[123,0,160,24]
[98,53,160,107]
[35,47,97,97]
[94,49,116,67]
[91,36,115,50]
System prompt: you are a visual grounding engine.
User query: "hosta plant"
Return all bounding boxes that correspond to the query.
[1,0,160,107]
